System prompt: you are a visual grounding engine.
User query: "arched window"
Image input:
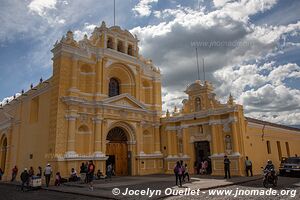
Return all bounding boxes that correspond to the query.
[117,41,124,52]
[128,44,133,56]
[107,37,113,49]
[109,78,120,97]
[195,97,201,111]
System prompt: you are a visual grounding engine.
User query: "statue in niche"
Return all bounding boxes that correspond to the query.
[225,135,232,154]
[195,97,201,111]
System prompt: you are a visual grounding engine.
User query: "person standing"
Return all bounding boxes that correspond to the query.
[106,163,113,181]
[44,163,52,187]
[28,167,34,177]
[84,162,89,183]
[11,166,18,182]
[20,168,29,191]
[37,166,42,177]
[87,160,95,191]
[224,155,231,179]
[245,156,253,176]
[55,172,61,186]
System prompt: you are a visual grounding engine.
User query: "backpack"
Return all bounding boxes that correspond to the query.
[178,166,183,175]
[173,165,179,174]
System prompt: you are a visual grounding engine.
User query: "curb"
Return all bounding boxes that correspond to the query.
[42,187,116,199]
[200,177,262,191]
[40,177,263,199]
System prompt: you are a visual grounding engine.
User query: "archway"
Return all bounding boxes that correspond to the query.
[106,127,129,176]
[0,137,7,173]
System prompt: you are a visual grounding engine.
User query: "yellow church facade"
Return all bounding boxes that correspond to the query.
[0,22,300,180]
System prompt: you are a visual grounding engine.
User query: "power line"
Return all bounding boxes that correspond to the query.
[202,57,206,81]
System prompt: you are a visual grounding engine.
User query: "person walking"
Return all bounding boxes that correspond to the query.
[20,168,29,191]
[224,155,231,179]
[245,156,253,176]
[87,160,95,191]
[183,164,190,182]
[11,166,18,182]
[174,161,183,187]
[44,163,52,187]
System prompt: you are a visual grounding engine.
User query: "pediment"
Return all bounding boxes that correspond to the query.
[103,94,147,110]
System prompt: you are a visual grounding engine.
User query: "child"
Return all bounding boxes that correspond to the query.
[55,172,61,186]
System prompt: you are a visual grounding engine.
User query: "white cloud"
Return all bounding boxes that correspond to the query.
[213,0,277,22]
[28,0,57,16]
[130,1,300,124]
[132,0,158,17]
[73,23,97,41]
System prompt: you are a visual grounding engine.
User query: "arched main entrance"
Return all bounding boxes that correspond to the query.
[106,127,129,176]
[0,137,7,172]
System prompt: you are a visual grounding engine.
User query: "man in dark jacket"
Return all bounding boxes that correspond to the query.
[20,168,29,191]
[224,155,231,179]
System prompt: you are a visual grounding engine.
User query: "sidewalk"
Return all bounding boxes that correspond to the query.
[0,175,261,199]
[45,175,261,199]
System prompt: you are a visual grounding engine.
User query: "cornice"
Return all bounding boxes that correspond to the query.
[162,106,238,123]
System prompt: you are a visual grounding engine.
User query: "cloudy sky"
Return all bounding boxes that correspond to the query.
[0,0,300,125]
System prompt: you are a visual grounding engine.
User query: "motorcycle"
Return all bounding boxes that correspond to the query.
[262,167,278,188]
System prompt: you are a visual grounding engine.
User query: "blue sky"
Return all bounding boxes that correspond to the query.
[0,0,300,125]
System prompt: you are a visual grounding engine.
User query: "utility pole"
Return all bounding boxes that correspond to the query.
[195,47,200,80]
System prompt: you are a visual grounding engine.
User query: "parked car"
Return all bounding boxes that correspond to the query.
[279,157,300,177]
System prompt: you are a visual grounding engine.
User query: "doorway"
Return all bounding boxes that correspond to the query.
[0,137,7,173]
[106,127,129,176]
[194,141,211,174]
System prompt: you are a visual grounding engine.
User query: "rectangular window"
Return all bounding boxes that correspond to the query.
[266,140,271,154]
[277,141,282,161]
[29,96,39,123]
[285,142,290,157]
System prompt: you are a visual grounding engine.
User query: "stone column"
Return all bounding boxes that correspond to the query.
[124,40,128,54]
[69,56,78,96]
[154,124,161,153]
[103,33,107,48]
[101,58,108,95]
[101,119,108,153]
[136,122,144,155]
[182,127,190,157]
[167,130,172,156]
[114,38,118,50]
[93,117,103,157]
[231,121,239,154]
[211,124,218,155]
[65,114,77,157]
[95,56,102,100]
